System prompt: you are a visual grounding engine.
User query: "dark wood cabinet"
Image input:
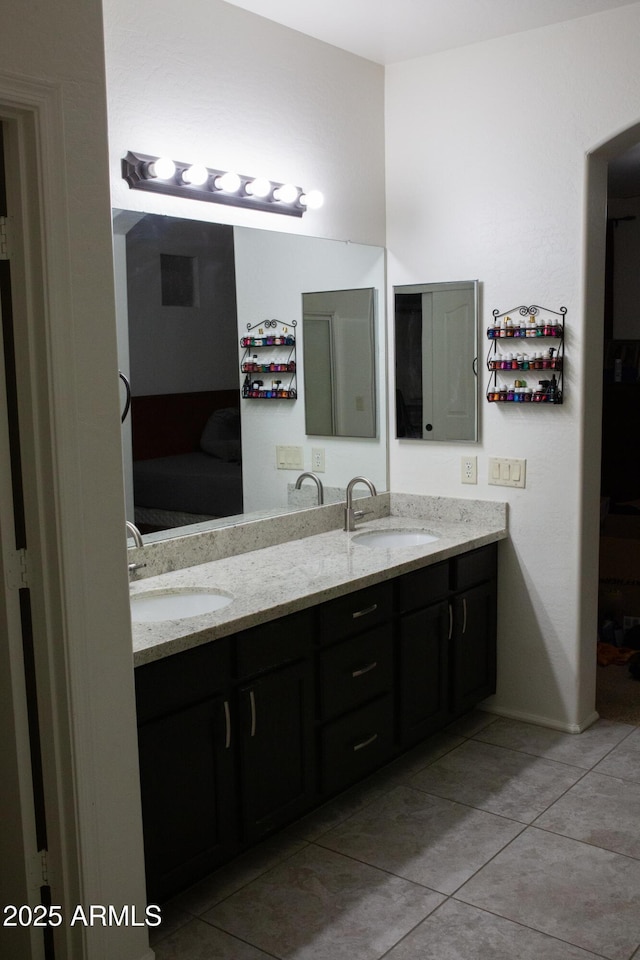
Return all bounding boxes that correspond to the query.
[317,581,395,795]
[450,579,497,716]
[450,543,498,716]
[135,639,236,902]
[238,658,316,843]
[397,600,450,747]
[137,696,237,902]
[320,694,395,795]
[135,541,499,901]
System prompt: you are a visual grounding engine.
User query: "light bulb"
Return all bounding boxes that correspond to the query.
[147,157,175,180]
[299,189,324,210]
[273,183,299,204]
[245,176,272,199]
[214,172,241,193]
[181,163,209,186]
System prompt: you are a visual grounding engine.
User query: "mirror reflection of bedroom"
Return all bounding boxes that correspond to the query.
[124,214,242,533]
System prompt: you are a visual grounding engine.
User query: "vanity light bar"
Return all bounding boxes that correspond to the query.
[121,151,323,217]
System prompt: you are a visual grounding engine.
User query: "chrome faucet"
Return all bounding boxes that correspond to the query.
[126,520,143,547]
[294,471,324,505]
[344,476,377,531]
[126,521,146,576]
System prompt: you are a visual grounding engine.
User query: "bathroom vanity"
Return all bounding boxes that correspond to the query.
[130,495,506,902]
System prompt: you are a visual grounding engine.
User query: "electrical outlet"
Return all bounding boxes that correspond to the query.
[311,447,325,473]
[461,455,477,484]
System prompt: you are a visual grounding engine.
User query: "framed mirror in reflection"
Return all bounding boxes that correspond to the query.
[394,280,479,443]
[303,288,376,439]
[113,211,388,541]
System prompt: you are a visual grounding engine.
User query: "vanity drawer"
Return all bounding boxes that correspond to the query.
[318,624,393,721]
[452,543,497,592]
[320,694,395,796]
[318,582,393,644]
[135,638,231,724]
[235,608,314,679]
[395,560,450,613]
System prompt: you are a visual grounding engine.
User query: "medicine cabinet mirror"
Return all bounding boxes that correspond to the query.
[394,280,479,442]
[113,211,388,541]
[303,288,376,438]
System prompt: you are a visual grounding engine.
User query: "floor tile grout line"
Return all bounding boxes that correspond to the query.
[525,822,640,865]
[182,840,314,918]
[375,897,447,960]
[196,913,284,960]
[445,896,616,960]
[469,732,623,771]
[379,779,566,829]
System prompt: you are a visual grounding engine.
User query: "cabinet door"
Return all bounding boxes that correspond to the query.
[137,695,237,902]
[450,580,497,716]
[398,599,450,747]
[238,659,315,844]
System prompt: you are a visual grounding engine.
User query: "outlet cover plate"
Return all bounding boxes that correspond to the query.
[311,447,325,473]
[461,456,477,484]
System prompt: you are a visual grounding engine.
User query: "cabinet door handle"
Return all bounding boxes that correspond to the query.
[223,700,231,749]
[353,732,378,752]
[352,603,377,619]
[249,689,257,737]
[462,597,467,635]
[448,602,453,640]
[352,661,378,678]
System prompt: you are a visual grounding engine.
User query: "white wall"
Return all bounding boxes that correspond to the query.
[104,0,386,246]
[386,2,640,731]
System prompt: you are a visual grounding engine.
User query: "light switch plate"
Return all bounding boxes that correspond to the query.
[488,457,526,488]
[276,445,304,470]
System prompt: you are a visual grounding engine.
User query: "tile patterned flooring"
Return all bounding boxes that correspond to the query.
[150,712,640,960]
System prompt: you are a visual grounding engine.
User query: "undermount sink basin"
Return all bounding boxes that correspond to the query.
[130,589,233,622]
[352,529,439,549]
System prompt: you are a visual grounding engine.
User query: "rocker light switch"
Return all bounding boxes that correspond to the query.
[488,457,526,488]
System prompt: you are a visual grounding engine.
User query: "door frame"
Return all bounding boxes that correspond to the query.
[0,73,150,960]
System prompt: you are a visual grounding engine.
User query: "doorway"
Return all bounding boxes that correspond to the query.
[592,132,640,723]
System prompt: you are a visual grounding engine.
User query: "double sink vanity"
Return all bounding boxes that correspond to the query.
[129,492,507,902]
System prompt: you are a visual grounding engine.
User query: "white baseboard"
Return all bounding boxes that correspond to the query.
[482,704,600,734]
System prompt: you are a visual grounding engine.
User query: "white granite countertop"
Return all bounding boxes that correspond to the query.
[131,495,508,666]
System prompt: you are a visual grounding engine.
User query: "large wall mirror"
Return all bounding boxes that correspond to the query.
[394,280,479,442]
[113,211,388,540]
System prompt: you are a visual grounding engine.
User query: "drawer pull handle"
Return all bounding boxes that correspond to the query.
[352,661,378,678]
[352,603,378,620]
[448,603,453,640]
[353,732,378,752]
[223,700,231,749]
[249,689,257,737]
[462,597,467,635]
